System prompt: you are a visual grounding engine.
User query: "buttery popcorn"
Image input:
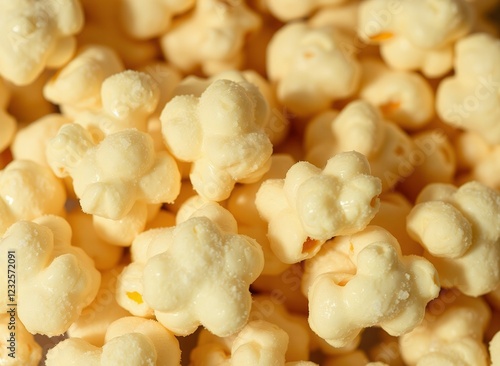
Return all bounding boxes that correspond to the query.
[0,314,42,366]
[256,151,381,263]
[0,78,15,153]
[265,0,349,21]
[161,78,273,201]
[303,226,439,348]
[0,215,101,336]
[407,181,500,296]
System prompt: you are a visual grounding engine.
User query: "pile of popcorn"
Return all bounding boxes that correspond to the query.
[1,0,500,365]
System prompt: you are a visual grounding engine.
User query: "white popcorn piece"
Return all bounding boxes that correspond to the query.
[161,78,273,201]
[120,0,194,39]
[303,226,439,348]
[267,21,361,117]
[0,0,84,85]
[358,0,474,78]
[400,292,491,366]
[407,181,500,296]
[256,151,382,264]
[161,0,261,75]
[0,160,66,235]
[265,0,349,21]
[437,33,500,145]
[46,317,181,366]
[43,45,125,117]
[357,58,434,130]
[0,314,42,366]
[491,331,500,366]
[0,215,101,336]
[304,100,414,191]
[47,123,181,221]
[0,78,16,153]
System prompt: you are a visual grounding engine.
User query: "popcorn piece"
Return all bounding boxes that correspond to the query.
[0,78,16,153]
[0,0,84,85]
[120,0,194,39]
[43,45,125,117]
[267,21,361,117]
[304,100,414,191]
[303,226,439,348]
[436,33,500,145]
[358,0,474,78]
[0,160,66,235]
[357,58,434,130]
[0,314,42,365]
[491,331,500,366]
[47,317,181,366]
[161,79,273,201]
[67,266,131,347]
[399,292,491,366]
[406,181,500,296]
[265,0,349,22]
[0,216,101,336]
[256,151,381,263]
[161,0,261,75]
[11,114,69,167]
[47,123,181,220]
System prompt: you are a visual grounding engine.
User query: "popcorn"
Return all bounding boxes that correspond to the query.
[399,292,491,366]
[492,331,500,366]
[0,314,42,366]
[302,226,439,348]
[256,151,381,263]
[160,0,261,75]
[406,181,500,296]
[47,123,181,221]
[120,0,194,39]
[436,33,500,145]
[358,0,474,77]
[267,21,361,117]
[0,78,15,153]
[0,0,84,85]
[0,215,101,336]
[43,45,125,117]
[265,0,349,21]
[161,78,273,201]
[46,317,181,366]
[357,58,434,130]
[304,100,414,191]
[0,160,66,235]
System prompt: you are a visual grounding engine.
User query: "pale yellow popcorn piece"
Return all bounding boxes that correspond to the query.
[267,21,361,117]
[0,0,84,85]
[0,215,101,336]
[437,33,500,145]
[265,0,349,21]
[256,151,381,263]
[43,45,125,117]
[358,0,473,77]
[0,78,16,153]
[357,58,434,130]
[304,100,414,191]
[303,226,439,348]
[0,160,66,235]
[0,314,42,366]
[407,181,500,296]
[120,0,194,39]
[161,0,261,75]
[161,78,273,201]
[47,317,181,366]
[491,331,500,366]
[400,293,491,366]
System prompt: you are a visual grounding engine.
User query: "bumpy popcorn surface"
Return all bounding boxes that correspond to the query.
[0,0,84,85]
[305,100,414,191]
[46,317,181,366]
[437,33,500,145]
[303,226,439,348]
[267,21,361,117]
[0,215,100,336]
[358,0,474,77]
[0,160,66,235]
[256,151,381,264]
[399,293,491,366]
[160,0,261,75]
[47,123,180,220]
[161,78,273,201]
[407,181,500,296]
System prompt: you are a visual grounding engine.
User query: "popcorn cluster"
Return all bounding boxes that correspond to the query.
[0,0,499,365]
